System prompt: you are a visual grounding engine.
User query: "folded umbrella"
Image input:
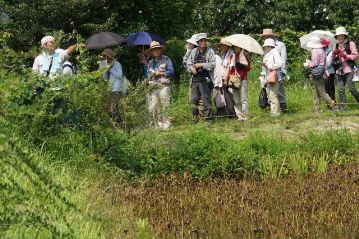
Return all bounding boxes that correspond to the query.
[85,32,126,50]
[224,34,264,55]
[126,32,165,46]
[300,30,336,51]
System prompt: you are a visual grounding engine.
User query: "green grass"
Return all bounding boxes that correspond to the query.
[1,61,359,238]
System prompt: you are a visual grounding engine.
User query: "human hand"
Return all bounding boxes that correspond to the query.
[333,49,340,55]
[339,51,347,58]
[194,63,203,69]
[76,43,85,49]
[191,67,197,75]
[154,72,164,77]
[105,62,113,71]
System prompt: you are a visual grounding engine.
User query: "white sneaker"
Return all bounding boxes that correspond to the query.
[237,115,248,121]
[158,120,171,130]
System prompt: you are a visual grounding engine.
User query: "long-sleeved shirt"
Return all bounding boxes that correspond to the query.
[334,41,358,75]
[275,40,287,74]
[187,47,216,83]
[214,55,223,87]
[146,55,174,79]
[102,60,125,93]
[308,48,326,79]
[228,50,250,81]
[324,48,335,75]
[263,48,282,80]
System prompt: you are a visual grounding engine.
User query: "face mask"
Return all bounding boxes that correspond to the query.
[99,60,107,68]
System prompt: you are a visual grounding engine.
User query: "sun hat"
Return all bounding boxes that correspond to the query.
[262,38,276,47]
[186,34,198,46]
[100,48,117,59]
[214,38,232,48]
[306,36,323,49]
[261,29,275,37]
[41,36,55,47]
[320,38,331,48]
[335,27,348,37]
[145,41,166,56]
[196,33,208,42]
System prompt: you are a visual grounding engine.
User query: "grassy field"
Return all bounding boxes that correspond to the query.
[2,62,359,238]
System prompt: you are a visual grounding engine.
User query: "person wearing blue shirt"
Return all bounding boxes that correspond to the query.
[145,41,174,129]
[100,48,126,124]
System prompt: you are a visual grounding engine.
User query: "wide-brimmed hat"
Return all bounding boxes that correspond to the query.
[214,38,232,48]
[320,38,331,48]
[262,38,275,47]
[306,36,323,49]
[196,33,208,42]
[145,41,166,56]
[41,36,55,47]
[100,48,116,59]
[335,27,348,37]
[261,29,275,37]
[186,34,198,46]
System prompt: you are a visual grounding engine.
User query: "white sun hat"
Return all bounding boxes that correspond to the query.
[306,36,323,49]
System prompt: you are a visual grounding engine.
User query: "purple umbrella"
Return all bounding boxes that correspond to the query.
[85,32,126,49]
[126,32,166,46]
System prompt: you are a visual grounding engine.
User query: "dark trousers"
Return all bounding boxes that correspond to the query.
[109,91,122,122]
[337,72,359,109]
[191,81,212,120]
[223,87,236,116]
[325,73,336,102]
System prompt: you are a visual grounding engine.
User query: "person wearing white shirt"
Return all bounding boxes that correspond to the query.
[32,35,78,79]
[261,39,282,116]
[214,38,236,116]
[261,29,287,112]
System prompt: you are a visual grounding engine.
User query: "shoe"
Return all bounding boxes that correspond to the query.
[238,115,249,121]
[280,103,287,113]
[158,120,171,130]
[192,116,199,125]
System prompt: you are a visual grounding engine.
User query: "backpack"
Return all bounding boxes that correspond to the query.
[62,62,77,75]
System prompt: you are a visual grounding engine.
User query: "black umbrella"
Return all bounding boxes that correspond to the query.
[85,32,126,49]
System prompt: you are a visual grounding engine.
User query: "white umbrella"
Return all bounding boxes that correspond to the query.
[224,34,264,55]
[299,30,336,51]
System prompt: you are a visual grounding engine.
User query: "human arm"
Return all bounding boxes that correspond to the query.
[186,49,197,75]
[203,48,216,71]
[164,57,174,78]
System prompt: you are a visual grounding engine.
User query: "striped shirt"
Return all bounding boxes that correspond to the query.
[192,49,210,82]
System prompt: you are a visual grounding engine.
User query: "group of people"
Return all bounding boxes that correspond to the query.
[183,29,288,121]
[32,26,358,129]
[304,27,359,113]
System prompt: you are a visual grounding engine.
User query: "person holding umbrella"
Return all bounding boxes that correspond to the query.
[186,33,216,123]
[226,43,251,121]
[304,36,336,113]
[214,38,236,116]
[332,27,359,109]
[145,41,174,129]
[261,29,288,112]
[99,48,125,124]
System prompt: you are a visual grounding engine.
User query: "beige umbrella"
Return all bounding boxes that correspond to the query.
[224,34,264,55]
[299,30,336,51]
